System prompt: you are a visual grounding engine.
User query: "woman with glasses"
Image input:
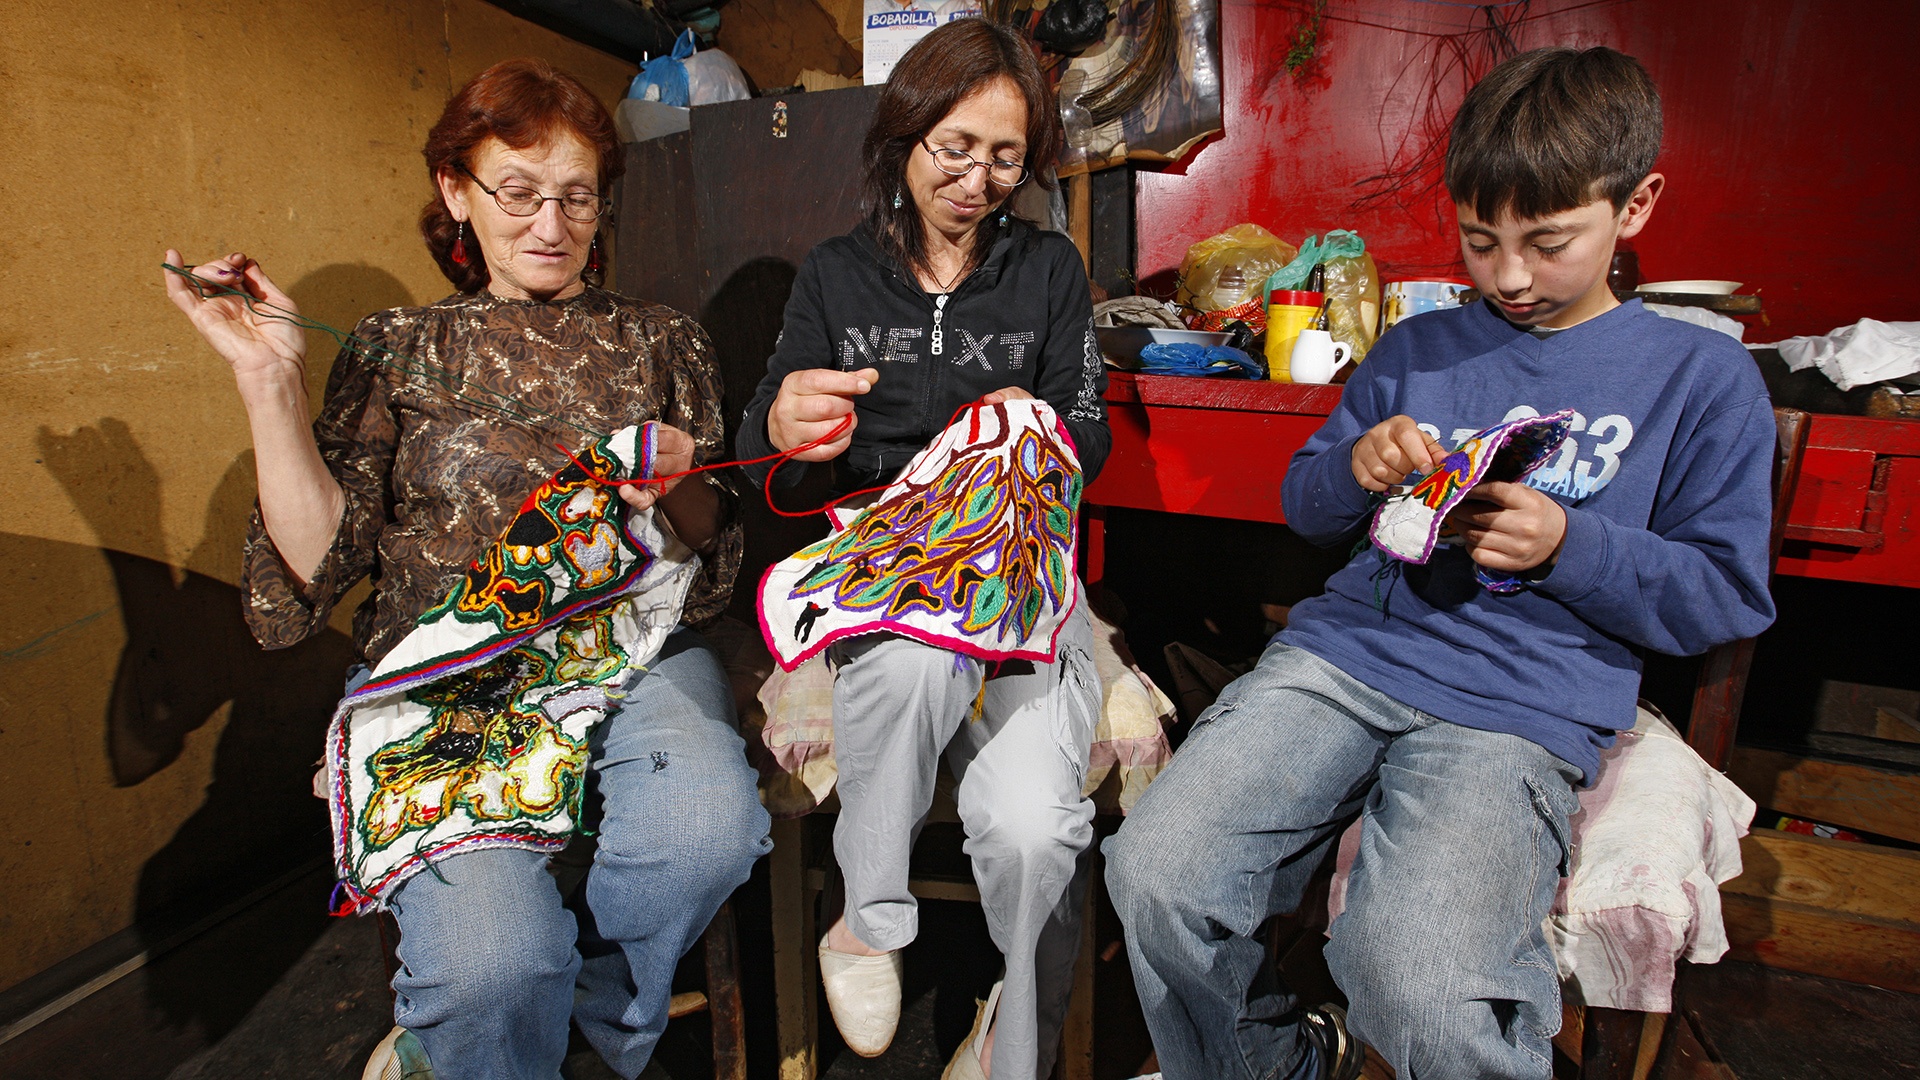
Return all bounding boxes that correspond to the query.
[163,58,770,1080]
[737,20,1108,1080]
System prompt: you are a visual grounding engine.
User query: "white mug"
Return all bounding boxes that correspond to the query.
[1288,329,1351,384]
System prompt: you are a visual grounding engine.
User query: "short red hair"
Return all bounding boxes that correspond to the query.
[419,59,623,293]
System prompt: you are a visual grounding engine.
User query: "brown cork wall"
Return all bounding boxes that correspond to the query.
[0,0,634,993]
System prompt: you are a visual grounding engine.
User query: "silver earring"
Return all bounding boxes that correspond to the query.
[893,191,903,209]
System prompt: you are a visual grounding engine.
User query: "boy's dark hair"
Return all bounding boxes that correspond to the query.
[1445,46,1662,223]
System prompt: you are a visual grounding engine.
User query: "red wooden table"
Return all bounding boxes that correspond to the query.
[1084,372,1920,589]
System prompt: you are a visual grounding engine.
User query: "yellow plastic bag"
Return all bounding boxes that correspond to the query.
[1323,252,1381,364]
[1175,224,1298,330]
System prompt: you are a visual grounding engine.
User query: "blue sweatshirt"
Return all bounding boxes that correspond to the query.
[1279,299,1777,780]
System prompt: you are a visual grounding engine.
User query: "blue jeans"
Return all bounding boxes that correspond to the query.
[385,629,773,1080]
[1104,644,1579,1080]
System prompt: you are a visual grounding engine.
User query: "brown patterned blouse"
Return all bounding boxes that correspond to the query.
[241,286,742,665]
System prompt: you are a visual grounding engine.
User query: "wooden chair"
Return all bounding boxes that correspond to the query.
[1573,407,1810,1080]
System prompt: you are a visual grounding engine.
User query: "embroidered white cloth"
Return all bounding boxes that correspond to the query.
[758,399,1083,671]
[326,424,699,913]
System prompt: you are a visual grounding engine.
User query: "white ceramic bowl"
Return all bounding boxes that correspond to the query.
[1095,326,1234,368]
[1636,280,1743,295]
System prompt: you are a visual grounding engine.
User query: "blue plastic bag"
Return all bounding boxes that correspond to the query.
[628,30,696,107]
[1137,343,1264,378]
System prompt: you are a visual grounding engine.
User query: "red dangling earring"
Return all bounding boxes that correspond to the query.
[450,221,470,266]
[587,237,602,276]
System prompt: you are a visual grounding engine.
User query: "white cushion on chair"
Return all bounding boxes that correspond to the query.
[736,606,1178,819]
[1326,704,1756,1013]
[1549,704,1755,1011]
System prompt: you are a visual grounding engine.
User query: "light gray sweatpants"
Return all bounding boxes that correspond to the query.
[828,603,1100,1080]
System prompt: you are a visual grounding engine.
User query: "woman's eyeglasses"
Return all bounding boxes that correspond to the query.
[919,141,1028,187]
[458,165,610,222]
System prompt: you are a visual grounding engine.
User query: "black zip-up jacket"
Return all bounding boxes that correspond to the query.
[738,220,1109,493]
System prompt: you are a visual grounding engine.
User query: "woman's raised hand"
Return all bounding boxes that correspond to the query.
[162,250,308,382]
[768,367,879,460]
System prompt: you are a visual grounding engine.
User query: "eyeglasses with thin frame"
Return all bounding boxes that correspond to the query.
[457,164,611,223]
[919,140,1028,187]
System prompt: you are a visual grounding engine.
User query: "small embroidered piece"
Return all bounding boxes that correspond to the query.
[326,423,701,913]
[758,399,1083,671]
[1369,409,1575,593]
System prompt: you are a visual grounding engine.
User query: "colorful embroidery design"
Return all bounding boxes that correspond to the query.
[327,423,699,913]
[1370,409,1575,593]
[758,399,1082,671]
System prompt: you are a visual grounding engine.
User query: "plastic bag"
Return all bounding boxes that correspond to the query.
[629,32,695,106]
[1176,224,1298,331]
[628,31,750,107]
[684,44,751,105]
[1265,230,1378,363]
[1138,343,1263,379]
[1322,251,1380,363]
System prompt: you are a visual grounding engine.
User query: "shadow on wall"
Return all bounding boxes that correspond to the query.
[23,264,412,1038]
[697,257,834,622]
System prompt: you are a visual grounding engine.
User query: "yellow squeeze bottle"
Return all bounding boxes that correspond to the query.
[1265,289,1325,382]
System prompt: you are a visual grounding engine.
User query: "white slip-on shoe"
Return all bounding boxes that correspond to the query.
[940,978,1003,1080]
[818,933,905,1057]
[362,1025,435,1080]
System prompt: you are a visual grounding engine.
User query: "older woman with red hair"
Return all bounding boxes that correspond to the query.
[164,59,769,1080]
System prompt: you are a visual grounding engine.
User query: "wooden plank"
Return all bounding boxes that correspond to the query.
[1799,729,1920,770]
[667,990,710,1020]
[1721,892,1920,993]
[1068,172,1092,273]
[1780,525,1884,550]
[1104,371,1343,414]
[1087,401,1328,523]
[1557,1004,1666,1080]
[1786,445,1875,530]
[1652,1009,1739,1080]
[769,817,818,1080]
[1727,747,1920,844]
[702,900,748,1080]
[1778,414,1920,587]
[1877,706,1920,744]
[1805,413,1920,457]
[1060,874,1097,1080]
[1722,829,1920,924]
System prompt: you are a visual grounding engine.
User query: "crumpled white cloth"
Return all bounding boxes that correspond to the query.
[1770,318,1920,390]
[1646,302,1745,342]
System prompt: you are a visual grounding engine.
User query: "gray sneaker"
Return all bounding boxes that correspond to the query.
[1301,1003,1364,1080]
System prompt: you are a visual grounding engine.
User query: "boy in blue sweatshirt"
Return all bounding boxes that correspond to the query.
[1105,47,1776,1080]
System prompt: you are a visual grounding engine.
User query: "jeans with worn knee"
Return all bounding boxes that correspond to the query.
[1104,643,1579,1080]
[385,629,773,1080]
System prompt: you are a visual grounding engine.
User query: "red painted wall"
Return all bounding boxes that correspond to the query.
[1136,0,1920,340]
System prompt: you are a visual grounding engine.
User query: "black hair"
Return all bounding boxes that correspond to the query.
[860,19,1063,279]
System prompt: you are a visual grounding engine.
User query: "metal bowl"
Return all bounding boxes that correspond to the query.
[1096,326,1234,369]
